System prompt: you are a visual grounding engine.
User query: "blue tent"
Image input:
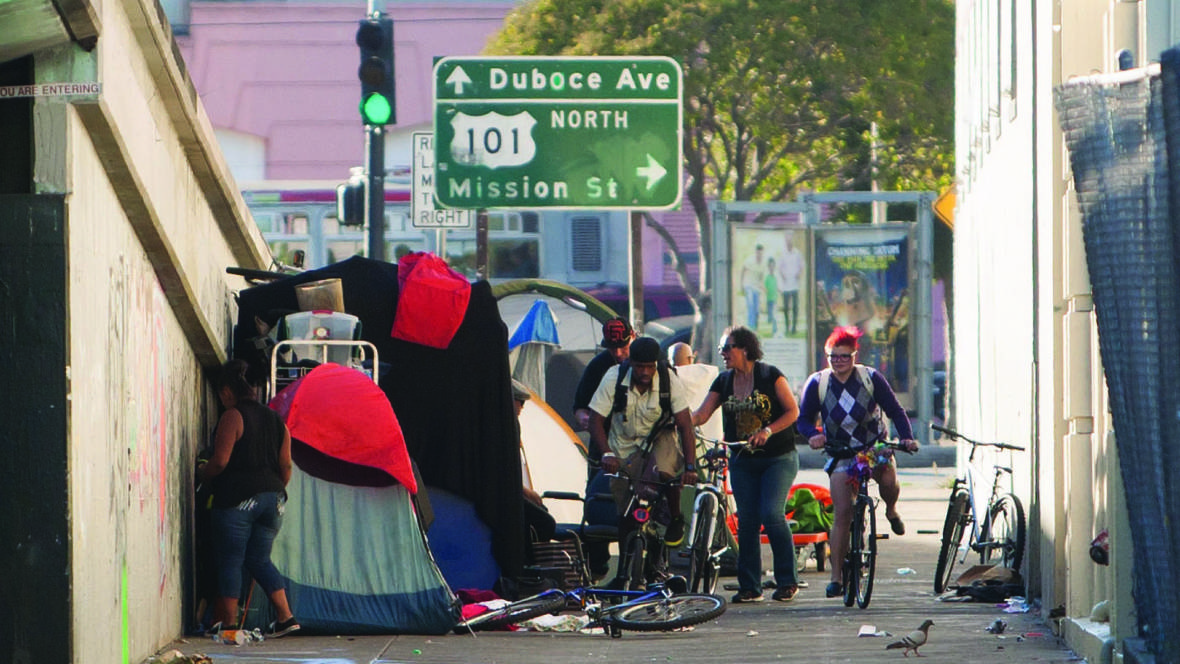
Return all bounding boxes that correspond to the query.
[508,300,560,399]
[508,299,560,350]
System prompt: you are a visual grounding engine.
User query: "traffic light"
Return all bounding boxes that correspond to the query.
[336,167,366,225]
[355,15,395,125]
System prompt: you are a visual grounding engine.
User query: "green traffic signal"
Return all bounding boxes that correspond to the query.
[356,15,395,126]
[360,93,393,125]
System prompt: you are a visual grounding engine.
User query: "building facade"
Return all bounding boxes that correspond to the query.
[954,1,1180,661]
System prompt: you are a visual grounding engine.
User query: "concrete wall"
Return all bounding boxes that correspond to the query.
[955,1,1160,661]
[10,0,274,660]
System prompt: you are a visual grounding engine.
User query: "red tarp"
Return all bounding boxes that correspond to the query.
[391,252,471,349]
[269,363,417,492]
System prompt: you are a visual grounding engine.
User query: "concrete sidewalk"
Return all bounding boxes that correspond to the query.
[158,466,1082,663]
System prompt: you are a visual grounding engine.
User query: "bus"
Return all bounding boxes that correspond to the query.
[241,180,632,288]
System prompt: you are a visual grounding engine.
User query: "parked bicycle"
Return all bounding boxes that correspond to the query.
[827,440,913,609]
[682,434,748,594]
[454,581,726,638]
[931,424,1027,594]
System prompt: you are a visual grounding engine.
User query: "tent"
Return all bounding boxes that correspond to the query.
[258,364,458,634]
[233,256,526,583]
[516,384,589,525]
[508,299,560,398]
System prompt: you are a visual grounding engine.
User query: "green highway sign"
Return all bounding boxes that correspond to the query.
[432,56,683,210]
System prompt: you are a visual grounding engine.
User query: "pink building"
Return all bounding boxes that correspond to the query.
[173,0,701,294]
[176,1,518,181]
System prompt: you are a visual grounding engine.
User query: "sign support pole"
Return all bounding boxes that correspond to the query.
[475,210,489,279]
[629,211,644,330]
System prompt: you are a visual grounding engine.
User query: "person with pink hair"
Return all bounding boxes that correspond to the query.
[796,326,918,599]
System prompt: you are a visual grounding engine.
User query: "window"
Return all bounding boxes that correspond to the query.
[490,239,540,278]
[570,216,603,272]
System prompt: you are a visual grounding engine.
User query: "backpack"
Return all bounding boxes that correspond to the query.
[609,360,672,421]
[816,364,883,447]
[606,359,673,446]
[816,364,874,403]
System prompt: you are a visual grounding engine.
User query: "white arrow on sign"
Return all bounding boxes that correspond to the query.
[636,154,667,191]
[446,66,473,95]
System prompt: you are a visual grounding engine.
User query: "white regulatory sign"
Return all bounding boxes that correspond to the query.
[412,132,476,229]
[0,82,102,99]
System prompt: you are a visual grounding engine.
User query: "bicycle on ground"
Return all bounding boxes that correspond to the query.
[453,580,726,638]
[682,434,749,594]
[827,440,914,609]
[930,424,1027,594]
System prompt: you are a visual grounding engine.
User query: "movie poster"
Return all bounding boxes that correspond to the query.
[812,226,912,394]
[729,225,810,392]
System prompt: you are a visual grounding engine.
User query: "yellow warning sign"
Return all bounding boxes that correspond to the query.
[932,187,955,229]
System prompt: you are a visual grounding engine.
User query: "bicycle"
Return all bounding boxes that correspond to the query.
[609,464,679,592]
[931,424,1027,594]
[827,440,914,609]
[453,581,726,638]
[682,435,748,594]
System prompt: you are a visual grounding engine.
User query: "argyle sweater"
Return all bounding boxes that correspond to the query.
[797,367,914,454]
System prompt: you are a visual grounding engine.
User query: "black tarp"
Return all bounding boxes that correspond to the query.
[233,256,525,578]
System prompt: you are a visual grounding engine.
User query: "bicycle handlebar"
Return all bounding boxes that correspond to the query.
[823,439,916,459]
[931,424,1025,451]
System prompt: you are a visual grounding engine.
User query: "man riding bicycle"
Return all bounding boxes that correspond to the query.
[588,336,698,585]
[797,326,918,599]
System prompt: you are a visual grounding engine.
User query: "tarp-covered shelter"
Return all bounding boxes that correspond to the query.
[263,364,456,633]
[232,256,526,586]
[507,298,560,400]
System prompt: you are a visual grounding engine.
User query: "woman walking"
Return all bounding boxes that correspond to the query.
[692,326,801,603]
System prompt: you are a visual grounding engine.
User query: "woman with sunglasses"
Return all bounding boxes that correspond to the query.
[692,325,801,604]
[797,326,918,600]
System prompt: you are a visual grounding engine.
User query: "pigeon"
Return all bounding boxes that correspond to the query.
[885,620,934,657]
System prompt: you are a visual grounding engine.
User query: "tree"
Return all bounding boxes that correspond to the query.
[486,0,954,348]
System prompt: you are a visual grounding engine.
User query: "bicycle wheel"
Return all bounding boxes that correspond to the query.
[688,497,720,594]
[982,493,1026,572]
[934,489,970,593]
[620,530,647,592]
[843,500,865,608]
[855,502,877,608]
[606,594,727,632]
[453,591,567,633]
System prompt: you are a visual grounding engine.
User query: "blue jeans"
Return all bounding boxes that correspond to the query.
[729,451,799,593]
[211,491,287,599]
[744,287,761,328]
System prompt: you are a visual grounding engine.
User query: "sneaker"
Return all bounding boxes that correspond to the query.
[269,617,301,638]
[887,514,906,536]
[204,621,223,637]
[664,516,686,547]
[824,582,844,598]
[730,590,765,603]
[772,585,798,602]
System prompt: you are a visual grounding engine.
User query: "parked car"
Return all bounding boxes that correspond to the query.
[643,315,695,354]
[583,283,694,321]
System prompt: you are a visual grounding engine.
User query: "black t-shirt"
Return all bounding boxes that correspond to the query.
[708,362,795,457]
[211,400,287,508]
[572,350,616,412]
